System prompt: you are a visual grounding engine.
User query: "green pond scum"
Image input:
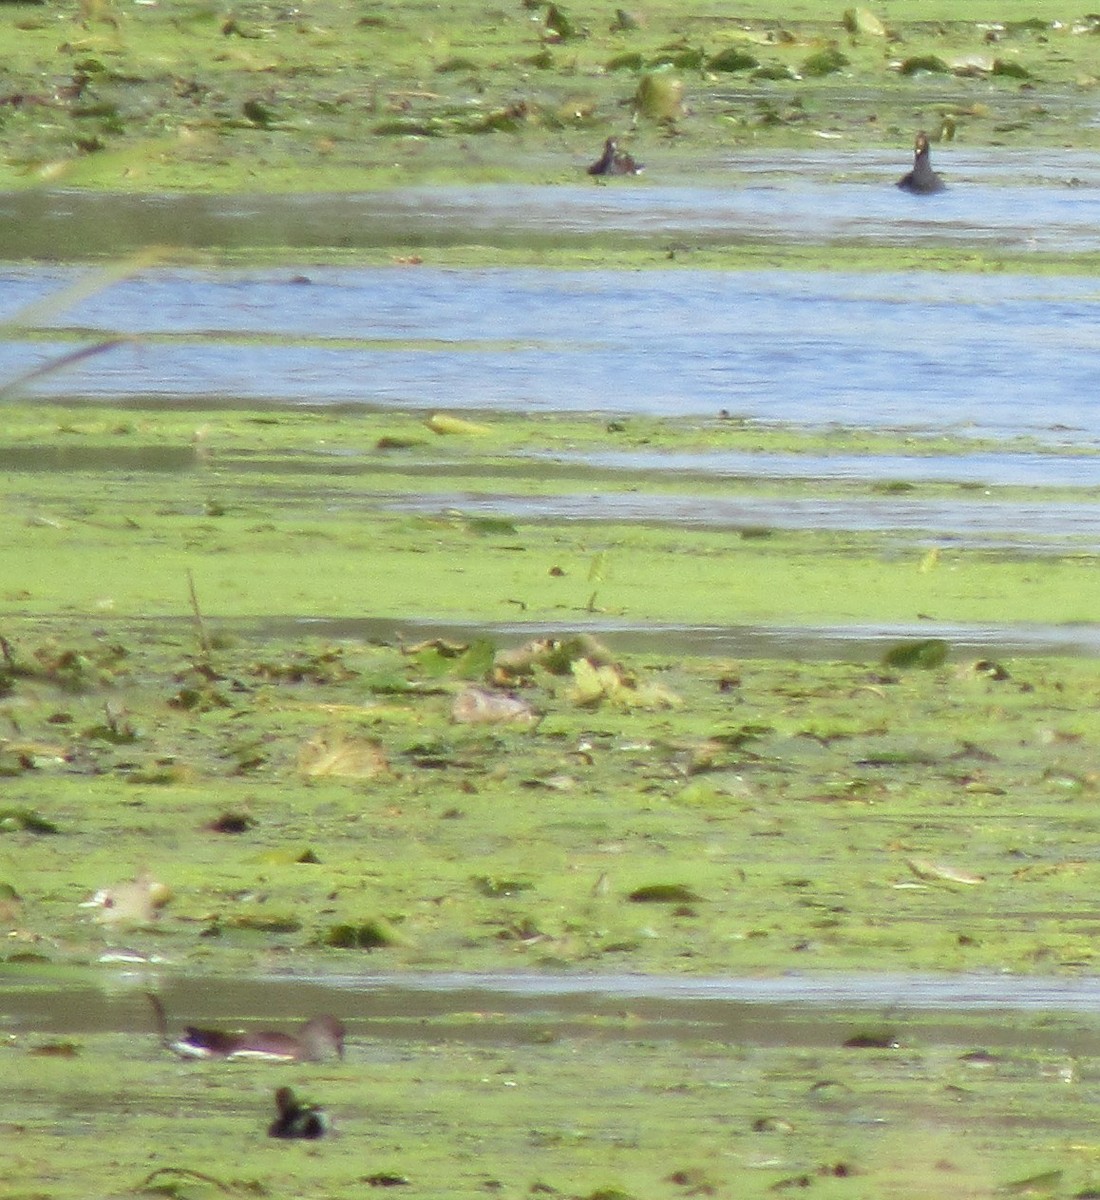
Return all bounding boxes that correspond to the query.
[6,1004,1100,1200]
[4,0,1100,199]
[0,401,1097,1193]
[7,1004,1100,1200]
[2,0,1100,1191]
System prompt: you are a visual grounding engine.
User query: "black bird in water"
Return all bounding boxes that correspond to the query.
[268,1086,329,1140]
[587,137,644,177]
[897,131,945,194]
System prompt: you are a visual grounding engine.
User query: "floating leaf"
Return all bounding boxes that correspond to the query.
[452,686,538,726]
[882,639,949,669]
[842,8,886,37]
[1003,18,1049,35]
[425,413,491,436]
[999,1169,1063,1195]
[227,911,302,934]
[801,45,849,75]
[372,118,444,137]
[707,47,759,72]
[414,637,495,681]
[299,731,391,779]
[464,516,518,536]
[545,3,580,39]
[899,54,950,75]
[495,634,615,678]
[570,658,682,710]
[628,883,705,903]
[634,70,684,121]
[842,1029,899,1049]
[0,807,60,834]
[435,56,479,74]
[375,434,427,450]
[649,45,704,70]
[606,51,644,70]
[323,918,400,949]
[992,58,1031,78]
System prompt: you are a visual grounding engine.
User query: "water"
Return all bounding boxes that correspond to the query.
[2,264,1100,444]
[3,970,1100,1053]
[1,149,1099,255]
[386,490,1100,550]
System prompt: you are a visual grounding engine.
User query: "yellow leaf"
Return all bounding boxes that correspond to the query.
[426,413,491,436]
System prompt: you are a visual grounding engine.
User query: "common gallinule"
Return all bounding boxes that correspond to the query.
[897,131,945,194]
[268,1086,329,1139]
[149,994,345,1062]
[587,137,644,176]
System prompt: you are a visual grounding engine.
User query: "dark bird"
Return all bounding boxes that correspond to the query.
[148,994,345,1062]
[897,131,945,194]
[268,1086,329,1140]
[587,137,644,177]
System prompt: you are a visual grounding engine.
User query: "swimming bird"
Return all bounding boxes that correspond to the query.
[587,137,644,177]
[897,131,945,194]
[148,994,345,1062]
[268,1086,329,1140]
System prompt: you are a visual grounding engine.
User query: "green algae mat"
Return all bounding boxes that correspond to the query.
[4,0,1100,195]
[0,402,1097,1199]
[4,2,1100,1195]
[0,403,1097,981]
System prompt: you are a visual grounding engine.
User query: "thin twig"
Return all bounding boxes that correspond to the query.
[134,1166,234,1194]
[186,569,212,660]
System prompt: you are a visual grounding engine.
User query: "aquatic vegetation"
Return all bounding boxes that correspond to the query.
[0,391,1097,1196]
[3,0,1100,194]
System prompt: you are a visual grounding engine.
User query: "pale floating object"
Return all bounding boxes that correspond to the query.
[452,686,539,726]
[906,858,985,885]
[298,731,390,778]
[80,872,171,926]
[634,70,684,121]
[843,7,886,37]
[426,413,491,436]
